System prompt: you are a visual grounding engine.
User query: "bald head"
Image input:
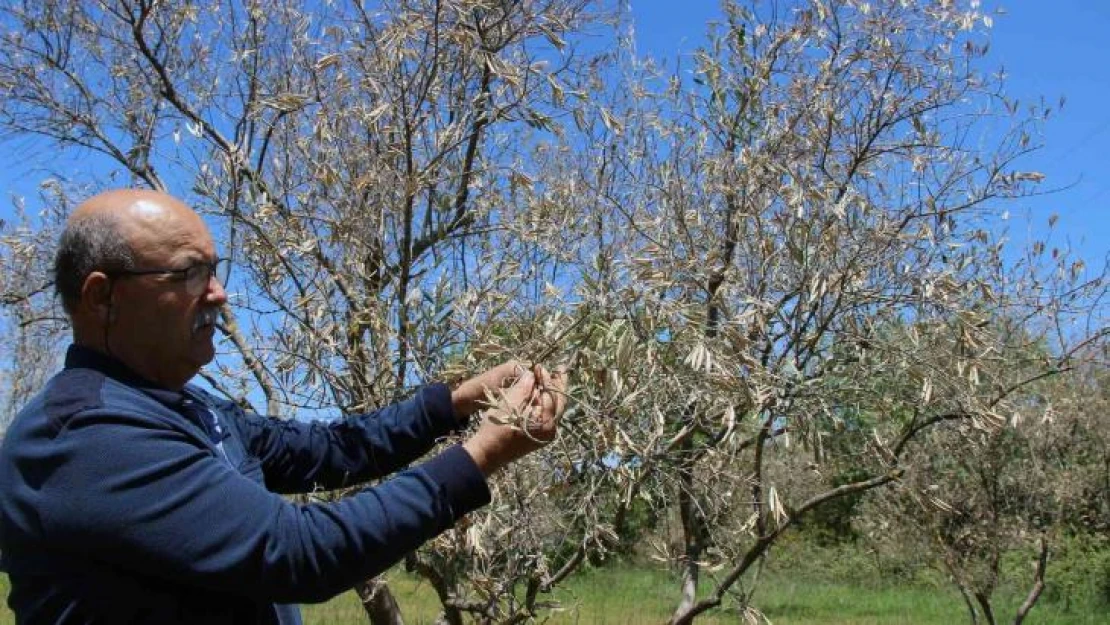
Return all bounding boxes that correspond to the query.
[71,189,206,246]
[55,189,206,314]
[71,188,197,221]
[56,189,227,388]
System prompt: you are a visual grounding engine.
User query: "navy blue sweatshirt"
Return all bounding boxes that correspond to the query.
[0,345,491,624]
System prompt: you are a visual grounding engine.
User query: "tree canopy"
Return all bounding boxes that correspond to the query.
[1,1,1105,623]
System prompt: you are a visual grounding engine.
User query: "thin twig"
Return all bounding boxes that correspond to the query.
[527,311,591,367]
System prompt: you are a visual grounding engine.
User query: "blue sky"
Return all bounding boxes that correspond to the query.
[2,1,1106,273]
[1,1,1105,420]
[629,0,1109,278]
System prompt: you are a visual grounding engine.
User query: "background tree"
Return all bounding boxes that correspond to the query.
[864,336,1109,625]
[0,184,71,430]
[554,1,1108,622]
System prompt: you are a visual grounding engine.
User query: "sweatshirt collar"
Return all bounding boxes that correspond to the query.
[64,343,188,407]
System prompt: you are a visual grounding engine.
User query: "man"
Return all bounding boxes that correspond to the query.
[0,189,565,624]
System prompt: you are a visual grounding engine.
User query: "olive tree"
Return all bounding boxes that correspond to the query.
[0,186,72,430]
[864,331,1108,625]
[2,1,1106,623]
[0,0,620,621]
[549,1,1108,622]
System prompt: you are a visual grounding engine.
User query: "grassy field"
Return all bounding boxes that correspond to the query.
[2,564,1105,624]
[298,564,1107,625]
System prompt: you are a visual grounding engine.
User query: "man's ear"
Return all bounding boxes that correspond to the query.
[79,271,115,323]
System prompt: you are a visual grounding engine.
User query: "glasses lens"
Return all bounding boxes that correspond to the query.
[186,264,212,296]
[185,260,230,296]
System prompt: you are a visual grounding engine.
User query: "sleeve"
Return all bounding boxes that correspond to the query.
[223,383,463,493]
[39,408,490,604]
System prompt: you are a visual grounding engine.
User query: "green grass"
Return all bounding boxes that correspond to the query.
[0,574,8,625]
[751,577,1106,625]
[299,563,1106,625]
[299,567,737,625]
[3,563,1106,624]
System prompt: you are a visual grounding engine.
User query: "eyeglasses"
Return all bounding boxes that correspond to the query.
[109,258,230,296]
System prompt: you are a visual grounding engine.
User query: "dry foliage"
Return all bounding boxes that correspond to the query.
[1,1,1106,624]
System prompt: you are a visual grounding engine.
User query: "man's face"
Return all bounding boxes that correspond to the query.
[106,199,227,389]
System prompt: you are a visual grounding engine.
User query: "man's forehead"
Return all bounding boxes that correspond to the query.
[121,205,216,260]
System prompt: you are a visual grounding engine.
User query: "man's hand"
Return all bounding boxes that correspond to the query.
[462,365,567,476]
[450,360,526,421]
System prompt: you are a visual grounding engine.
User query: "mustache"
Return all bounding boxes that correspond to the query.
[192,307,221,332]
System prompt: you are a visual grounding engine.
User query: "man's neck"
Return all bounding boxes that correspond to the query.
[69,337,187,392]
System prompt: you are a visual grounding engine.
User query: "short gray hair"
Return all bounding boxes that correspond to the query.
[54,213,136,315]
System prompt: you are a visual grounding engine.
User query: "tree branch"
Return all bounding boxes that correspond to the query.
[1012,537,1048,625]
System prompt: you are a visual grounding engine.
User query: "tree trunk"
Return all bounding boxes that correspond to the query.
[357,578,405,625]
[670,451,706,625]
[405,553,465,625]
[940,556,978,625]
[957,584,979,625]
[973,592,996,625]
[1013,538,1049,625]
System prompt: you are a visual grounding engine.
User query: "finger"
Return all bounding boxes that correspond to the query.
[529,391,554,439]
[543,386,557,418]
[531,363,546,391]
[547,367,567,416]
[483,361,520,390]
[535,364,554,390]
[531,396,545,423]
[502,371,535,406]
[553,385,567,419]
[502,360,526,385]
[548,366,566,391]
[512,368,534,386]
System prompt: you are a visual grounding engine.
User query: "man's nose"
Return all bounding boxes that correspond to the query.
[205,272,229,306]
